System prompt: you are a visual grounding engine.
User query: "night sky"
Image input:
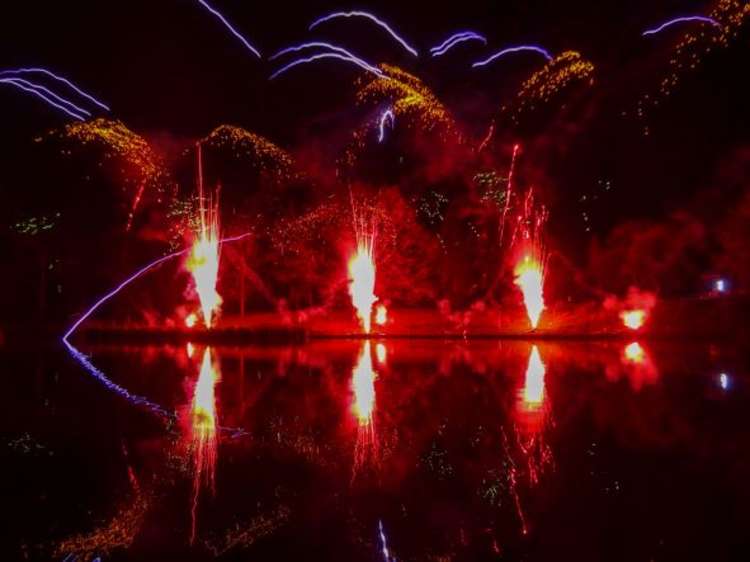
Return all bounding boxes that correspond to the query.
[2,0,749,284]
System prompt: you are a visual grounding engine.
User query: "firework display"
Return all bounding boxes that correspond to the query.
[3,1,750,561]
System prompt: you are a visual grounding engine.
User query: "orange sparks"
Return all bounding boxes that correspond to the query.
[348,243,377,333]
[189,347,220,543]
[621,309,646,330]
[514,255,545,329]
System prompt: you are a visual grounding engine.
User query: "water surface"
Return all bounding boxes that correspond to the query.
[3,339,748,561]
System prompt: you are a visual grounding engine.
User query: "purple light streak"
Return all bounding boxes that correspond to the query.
[430,31,487,57]
[63,249,188,341]
[309,10,418,57]
[1,77,91,117]
[64,231,253,341]
[62,233,253,421]
[642,15,721,36]
[431,31,477,53]
[0,67,109,111]
[63,339,175,421]
[196,0,261,58]
[472,45,553,68]
[270,52,384,80]
[1,78,85,121]
[270,41,366,62]
[378,108,395,142]
[378,520,393,561]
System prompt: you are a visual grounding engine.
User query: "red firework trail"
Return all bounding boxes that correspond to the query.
[477,122,495,153]
[499,143,520,246]
[502,429,529,535]
[125,180,146,232]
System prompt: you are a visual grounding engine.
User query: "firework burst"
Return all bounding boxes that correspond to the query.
[635,0,750,134]
[186,143,222,328]
[501,51,595,125]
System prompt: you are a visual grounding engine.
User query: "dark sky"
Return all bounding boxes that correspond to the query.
[2,0,749,253]
[0,0,722,134]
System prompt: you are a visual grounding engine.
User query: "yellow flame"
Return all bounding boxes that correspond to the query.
[348,244,377,333]
[621,309,646,330]
[514,255,545,329]
[522,345,546,410]
[187,226,222,328]
[352,341,376,425]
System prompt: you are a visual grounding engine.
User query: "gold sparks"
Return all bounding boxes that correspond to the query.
[636,0,750,133]
[344,64,461,168]
[203,505,291,556]
[52,118,164,182]
[357,64,458,138]
[200,125,296,181]
[503,51,595,124]
[54,487,150,561]
[43,118,168,230]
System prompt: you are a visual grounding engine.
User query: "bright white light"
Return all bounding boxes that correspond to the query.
[719,373,729,390]
[715,279,726,293]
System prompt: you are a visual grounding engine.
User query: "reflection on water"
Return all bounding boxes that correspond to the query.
[185,347,220,544]
[352,341,378,479]
[352,342,376,426]
[616,341,659,390]
[5,338,749,560]
[520,345,545,412]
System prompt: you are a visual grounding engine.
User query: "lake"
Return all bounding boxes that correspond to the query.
[3,338,748,561]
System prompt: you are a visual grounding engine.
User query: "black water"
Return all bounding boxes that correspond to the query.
[2,339,748,561]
